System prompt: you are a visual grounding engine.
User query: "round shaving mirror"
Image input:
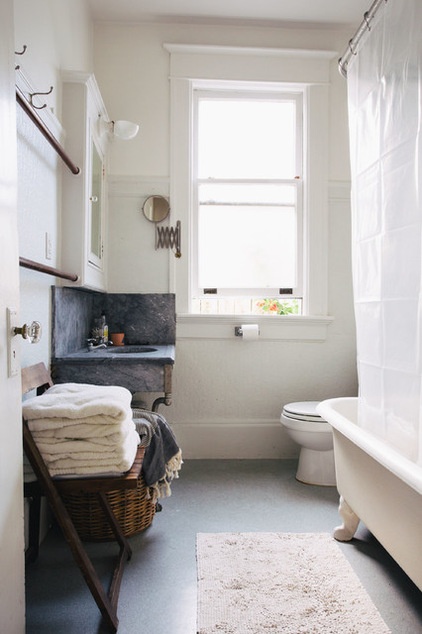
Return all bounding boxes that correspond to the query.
[143,195,170,223]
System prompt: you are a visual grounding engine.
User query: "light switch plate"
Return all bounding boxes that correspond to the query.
[45,232,53,260]
[7,307,19,377]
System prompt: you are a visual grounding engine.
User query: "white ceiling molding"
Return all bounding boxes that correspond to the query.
[87,0,371,29]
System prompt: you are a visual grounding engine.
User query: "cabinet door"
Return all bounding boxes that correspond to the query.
[88,140,104,268]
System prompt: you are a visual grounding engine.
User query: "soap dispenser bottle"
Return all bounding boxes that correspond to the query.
[101,312,108,344]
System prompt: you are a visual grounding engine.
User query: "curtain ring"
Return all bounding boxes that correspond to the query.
[348,39,357,56]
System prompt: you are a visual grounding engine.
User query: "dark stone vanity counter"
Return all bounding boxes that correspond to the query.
[51,288,176,408]
[51,345,175,396]
[58,344,175,363]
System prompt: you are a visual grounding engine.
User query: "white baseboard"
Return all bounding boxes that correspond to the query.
[172,419,300,459]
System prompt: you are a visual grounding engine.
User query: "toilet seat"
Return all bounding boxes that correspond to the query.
[282,401,326,424]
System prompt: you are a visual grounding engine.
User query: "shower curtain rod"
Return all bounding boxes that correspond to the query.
[338,0,388,77]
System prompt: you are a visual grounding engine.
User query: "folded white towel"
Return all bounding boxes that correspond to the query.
[40,427,139,477]
[46,383,131,398]
[48,446,139,477]
[32,420,133,440]
[30,414,135,439]
[49,460,137,477]
[33,428,134,446]
[28,414,131,431]
[35,425,139,459]
[38,431,139,466]
[23,383,132,423]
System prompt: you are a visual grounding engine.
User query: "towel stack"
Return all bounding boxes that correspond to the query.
[22,383,140,478]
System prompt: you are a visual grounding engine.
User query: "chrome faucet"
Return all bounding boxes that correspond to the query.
[87,339,107,351]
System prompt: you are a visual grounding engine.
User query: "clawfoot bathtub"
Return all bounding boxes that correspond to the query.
[317,397,422,592]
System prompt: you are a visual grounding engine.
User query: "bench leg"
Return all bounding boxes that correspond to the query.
[24,426,129,633]
[97,492,132,610]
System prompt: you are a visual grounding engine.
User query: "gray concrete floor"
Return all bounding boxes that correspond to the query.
[25,459,422,633]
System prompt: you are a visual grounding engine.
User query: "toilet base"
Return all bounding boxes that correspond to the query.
[296,448,336,486]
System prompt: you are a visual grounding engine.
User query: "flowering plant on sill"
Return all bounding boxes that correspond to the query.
[255,298,299,315]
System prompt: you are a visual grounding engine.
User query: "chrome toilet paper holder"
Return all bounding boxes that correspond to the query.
[234,325,260,337]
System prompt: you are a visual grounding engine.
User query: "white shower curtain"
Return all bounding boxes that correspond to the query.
[347,0,422,464]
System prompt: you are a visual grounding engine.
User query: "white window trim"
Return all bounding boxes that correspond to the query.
[165,44,336,341]
[176,313,333,342]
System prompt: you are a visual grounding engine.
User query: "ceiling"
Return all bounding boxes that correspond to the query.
[87,0,371,30]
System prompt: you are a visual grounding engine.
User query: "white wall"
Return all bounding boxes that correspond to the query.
[94,22,351,181]
[13,0,94,588]
[14,0,93,371]
[93,22,358,457]
[0,1,25,630]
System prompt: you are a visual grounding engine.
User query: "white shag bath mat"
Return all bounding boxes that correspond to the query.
[196,532,391,634]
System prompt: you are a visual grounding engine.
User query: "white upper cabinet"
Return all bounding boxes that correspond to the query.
[61,71,109,290]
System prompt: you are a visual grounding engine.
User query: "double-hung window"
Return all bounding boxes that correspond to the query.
[192,88,303,316]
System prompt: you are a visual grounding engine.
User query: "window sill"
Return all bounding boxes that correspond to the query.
[176,314,334,342]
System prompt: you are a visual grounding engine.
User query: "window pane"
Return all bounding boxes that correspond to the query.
[191,296,302,315]
[199,183,296,205]
[198,99,297,179]
[198,205,296,288]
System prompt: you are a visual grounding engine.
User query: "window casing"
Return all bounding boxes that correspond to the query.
[166,44,334,340]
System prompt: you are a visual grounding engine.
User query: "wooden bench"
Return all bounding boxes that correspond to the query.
[22,362,144,632]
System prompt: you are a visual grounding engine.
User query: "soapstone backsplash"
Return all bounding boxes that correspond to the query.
[52,286,176,357]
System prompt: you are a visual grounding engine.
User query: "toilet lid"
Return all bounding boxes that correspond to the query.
[282,401,326,423]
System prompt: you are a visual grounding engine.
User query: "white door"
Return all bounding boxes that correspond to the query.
[0,1,25,632]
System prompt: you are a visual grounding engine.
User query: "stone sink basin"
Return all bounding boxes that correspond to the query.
[107,345,157,354]
[82,344,171,359]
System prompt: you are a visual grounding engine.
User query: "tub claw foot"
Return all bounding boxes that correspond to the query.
[333,496,360,541]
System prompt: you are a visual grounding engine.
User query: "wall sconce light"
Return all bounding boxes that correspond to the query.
[98,115,139,140]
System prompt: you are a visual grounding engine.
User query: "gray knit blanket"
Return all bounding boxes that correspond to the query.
[132,409,182,500]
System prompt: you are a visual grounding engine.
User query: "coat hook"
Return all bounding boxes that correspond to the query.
[15,44,27,69]
[15,44,27,56]
[29,86,54,110]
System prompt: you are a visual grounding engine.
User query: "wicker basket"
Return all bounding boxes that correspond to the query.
[60,473,155,542]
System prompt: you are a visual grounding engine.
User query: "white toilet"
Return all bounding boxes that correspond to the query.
[281,401,336,486]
